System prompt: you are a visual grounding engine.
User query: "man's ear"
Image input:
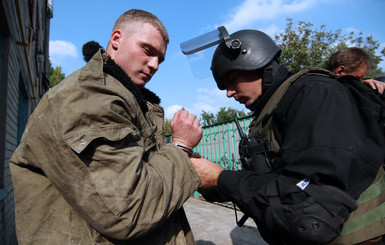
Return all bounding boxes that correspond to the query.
[109,30,122,50]
[334,65,346,76]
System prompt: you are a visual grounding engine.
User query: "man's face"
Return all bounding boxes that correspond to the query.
[108,23,167,88]
[335,63,368,80]
[347,63,368,80]
[223,70,263,109]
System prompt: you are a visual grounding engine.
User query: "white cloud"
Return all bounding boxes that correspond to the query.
[190,102,220,119]
[165,86,248,120]
[193,87,247,117]
[165,103,217,120]
[49,40,78,57]
[49,40,78,66]
[260,24,280,37]
[165,104,183,119]
[281,0,316,13]
[196,87,224,96]
[223,0,317,32]
[195,87,226,105]
[165,88,226,119]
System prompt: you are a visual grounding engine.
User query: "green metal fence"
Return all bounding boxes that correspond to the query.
[196,116,254,170]
[166,116,255,198]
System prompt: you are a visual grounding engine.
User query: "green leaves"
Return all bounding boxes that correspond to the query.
[201,107,248,126]
[48,59,65,87]
[275,18,384,77]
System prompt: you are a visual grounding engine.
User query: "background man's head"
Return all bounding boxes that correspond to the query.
[325,47,372,80]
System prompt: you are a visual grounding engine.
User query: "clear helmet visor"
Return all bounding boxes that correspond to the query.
[180,26,230,79]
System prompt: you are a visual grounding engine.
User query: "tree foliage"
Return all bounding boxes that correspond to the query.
[275,18,385,77]
[48,59,65,87]
[164,118,171,136]
[201,107,248,126]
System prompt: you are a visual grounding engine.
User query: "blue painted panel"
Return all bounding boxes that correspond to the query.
[17,89,27,145]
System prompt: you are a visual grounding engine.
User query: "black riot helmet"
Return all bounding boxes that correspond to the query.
[211,29,282,90]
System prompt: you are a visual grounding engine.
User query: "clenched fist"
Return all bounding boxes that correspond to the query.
[171,108,202,149]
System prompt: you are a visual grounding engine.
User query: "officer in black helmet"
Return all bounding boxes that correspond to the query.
[183,27,385,245]
[212,29,281,93]
[210,29,291,115]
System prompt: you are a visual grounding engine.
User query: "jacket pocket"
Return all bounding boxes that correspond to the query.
[64,126,137,154]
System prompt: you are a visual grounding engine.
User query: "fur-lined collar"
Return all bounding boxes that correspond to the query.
[82,41,161,114]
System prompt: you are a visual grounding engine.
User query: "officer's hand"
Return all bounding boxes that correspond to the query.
[190,157,223,189]
[362,79,385,94]
[171,108,202,149]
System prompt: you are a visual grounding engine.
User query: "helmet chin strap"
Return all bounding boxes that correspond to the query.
[248,60,281,111]
[262,60,280,93]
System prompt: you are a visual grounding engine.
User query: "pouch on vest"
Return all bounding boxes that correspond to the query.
[329,166,385,245]
[261,176,357,245]
[234,117,272,174]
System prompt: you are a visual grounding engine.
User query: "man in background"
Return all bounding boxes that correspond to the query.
[325,47,385,94]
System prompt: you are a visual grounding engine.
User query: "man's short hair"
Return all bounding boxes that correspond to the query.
[324,47,372,73]
[113,9,169,45]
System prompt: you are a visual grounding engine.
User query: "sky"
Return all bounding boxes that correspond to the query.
[49,0,385,119]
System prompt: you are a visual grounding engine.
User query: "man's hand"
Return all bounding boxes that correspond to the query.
[171,108,202,149]
[362,78,385,94]
[190,157,223,189]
